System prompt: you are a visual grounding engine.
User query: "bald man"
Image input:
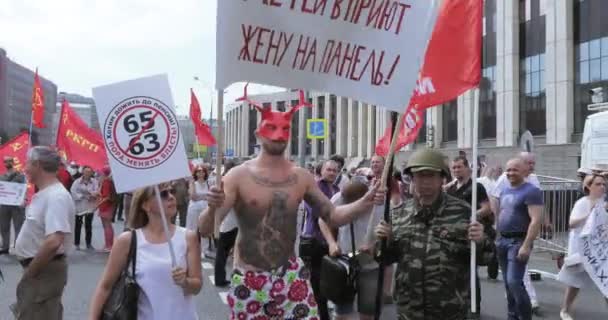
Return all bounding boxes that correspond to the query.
[489,153,542,311]
[495,158,544,320]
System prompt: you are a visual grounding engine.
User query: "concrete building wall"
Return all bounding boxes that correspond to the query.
[0,48,57,145]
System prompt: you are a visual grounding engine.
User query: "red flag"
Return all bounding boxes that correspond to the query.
[375,0,482,156]
[375,105,425,156]
[190,89,217,146]
[0,132,30,175]
[410,0,482,108]
[31,69,46,128]
[56,100,108,171]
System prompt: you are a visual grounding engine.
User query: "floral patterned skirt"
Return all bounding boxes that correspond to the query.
[227,257,319,320]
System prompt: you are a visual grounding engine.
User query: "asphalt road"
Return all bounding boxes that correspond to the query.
[1,219,606,320]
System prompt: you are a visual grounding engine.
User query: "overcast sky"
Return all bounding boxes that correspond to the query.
[0,0,281,118]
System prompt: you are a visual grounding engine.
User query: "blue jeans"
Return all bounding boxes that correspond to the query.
[496,238,532,320]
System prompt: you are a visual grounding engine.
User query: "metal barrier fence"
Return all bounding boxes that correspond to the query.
[535,175,582,255]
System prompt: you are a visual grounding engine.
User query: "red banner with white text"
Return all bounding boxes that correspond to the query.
[56,100,108,171]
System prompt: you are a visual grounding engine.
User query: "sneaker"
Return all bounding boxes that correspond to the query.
[0,249,9,255]
[215,280,230,288]
[86,244,95,250]
[75,246,81,251]
[560,309,574,320]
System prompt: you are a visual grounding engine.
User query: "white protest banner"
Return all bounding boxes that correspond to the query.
[216,0,440,111]
[93,74,190,193]
[0,181,27,206]
[580,205,608,297]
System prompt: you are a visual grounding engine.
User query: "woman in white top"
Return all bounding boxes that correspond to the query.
[70,166,98,250]
[186,166,210,231]
[558,174,608,320]
[89,184,202,320]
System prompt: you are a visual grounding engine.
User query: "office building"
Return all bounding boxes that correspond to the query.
[0,48,58,145]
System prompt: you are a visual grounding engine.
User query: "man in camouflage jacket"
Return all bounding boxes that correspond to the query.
[376,149,485,320]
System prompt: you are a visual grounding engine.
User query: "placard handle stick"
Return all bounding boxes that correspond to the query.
[154,185,177,267]
[213,89,225,239]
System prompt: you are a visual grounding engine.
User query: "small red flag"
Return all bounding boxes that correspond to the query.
[56,99,108,171]
[190,89,217,147]
[31,69,46,128]
[375,104,425,156]
[0,132,30,175]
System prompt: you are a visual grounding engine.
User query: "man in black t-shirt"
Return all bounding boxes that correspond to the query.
[446,156,495,318]
[446,157,491,218]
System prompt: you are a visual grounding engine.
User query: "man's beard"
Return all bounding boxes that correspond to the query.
[263,141,287,156]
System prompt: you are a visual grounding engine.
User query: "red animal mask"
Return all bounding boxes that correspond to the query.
[236,84,312,142]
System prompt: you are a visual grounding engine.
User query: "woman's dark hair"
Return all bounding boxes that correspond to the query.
[192,166,209,181]
[128,186,154,229]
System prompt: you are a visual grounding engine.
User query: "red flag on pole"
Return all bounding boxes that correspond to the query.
[410,0,482,108]
[31,69,45,128]
[56,100,108,171]
[190,89,217,146]
[0,132,30,175]
[375,0,483,156]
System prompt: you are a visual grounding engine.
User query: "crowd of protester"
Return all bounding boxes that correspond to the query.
[2,146,608,320]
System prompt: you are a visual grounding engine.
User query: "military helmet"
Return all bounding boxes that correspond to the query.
[404,149,449,176]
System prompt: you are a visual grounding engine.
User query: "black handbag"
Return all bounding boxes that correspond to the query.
[320,222,359,304]
[101,230,139,320]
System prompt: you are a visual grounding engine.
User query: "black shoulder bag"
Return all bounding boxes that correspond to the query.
[320,223,359,305]
[101,230,140,320]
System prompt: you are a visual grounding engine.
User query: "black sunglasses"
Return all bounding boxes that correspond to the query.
[158,188,176,199]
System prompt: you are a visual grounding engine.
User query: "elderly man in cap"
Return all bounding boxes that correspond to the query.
[376,149,486,320]
[0,156,26,254]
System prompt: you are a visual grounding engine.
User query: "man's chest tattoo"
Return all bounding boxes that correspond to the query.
[250,172,298,188]
[238,191,297,269]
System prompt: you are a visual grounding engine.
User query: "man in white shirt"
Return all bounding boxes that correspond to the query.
[11,146,75,320]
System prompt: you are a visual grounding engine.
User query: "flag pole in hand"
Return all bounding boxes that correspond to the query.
[374,111,403,320]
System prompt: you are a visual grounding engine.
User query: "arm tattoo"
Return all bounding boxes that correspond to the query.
[304,190,332,222]
[250,172,298,188]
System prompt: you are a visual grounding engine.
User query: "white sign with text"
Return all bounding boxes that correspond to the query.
[216,0,440,111]
[93,74,190,193]
[580,205,608,297]
[0,181,27,206]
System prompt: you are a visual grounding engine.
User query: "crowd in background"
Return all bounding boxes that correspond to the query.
[2,148,608,320]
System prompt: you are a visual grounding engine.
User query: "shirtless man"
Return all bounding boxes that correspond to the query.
[198,91,384,319]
